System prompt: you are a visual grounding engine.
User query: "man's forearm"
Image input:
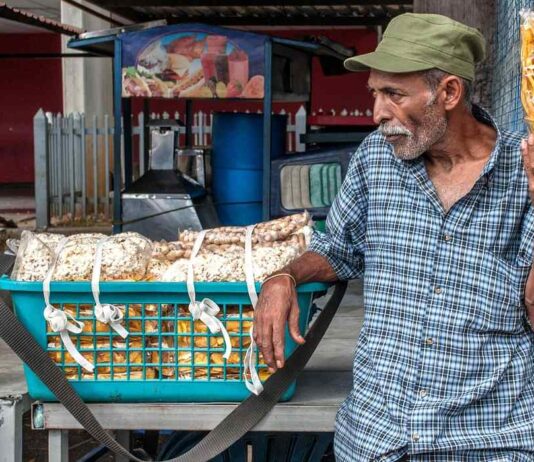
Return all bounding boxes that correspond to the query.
[273,250,339,285]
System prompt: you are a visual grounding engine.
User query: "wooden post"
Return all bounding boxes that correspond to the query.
[33,109,50,230]
[295,105,307,153]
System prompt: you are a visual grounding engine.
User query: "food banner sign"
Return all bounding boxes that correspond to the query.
[121,24,266,99]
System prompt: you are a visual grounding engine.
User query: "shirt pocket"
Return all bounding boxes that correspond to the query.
[469,252,531,334]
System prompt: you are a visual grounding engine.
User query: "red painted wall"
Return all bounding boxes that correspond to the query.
[0,34,63,184]
[0,29,373,184]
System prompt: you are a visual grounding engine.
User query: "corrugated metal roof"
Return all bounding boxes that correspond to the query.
[84,1,412,26]
[0,2,83,35]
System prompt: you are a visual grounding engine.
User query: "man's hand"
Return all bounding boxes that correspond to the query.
[252,251,339,371]
[253,275,306,372]
[522,133,534,327]
[521,133,534,205]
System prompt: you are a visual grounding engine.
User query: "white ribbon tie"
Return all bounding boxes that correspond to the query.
[243,224,264,395]
[43,237,94,372]
[187,230,232,360]
[91,237,129,339]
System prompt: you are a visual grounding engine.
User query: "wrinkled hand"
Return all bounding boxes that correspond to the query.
[522,133,534,328]
[521,133,534,205]
[524,275,534,331]
[253,277,306,372]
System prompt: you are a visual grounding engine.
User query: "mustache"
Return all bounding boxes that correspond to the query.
[378,123,413,137]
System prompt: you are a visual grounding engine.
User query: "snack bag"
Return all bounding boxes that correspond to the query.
[520,9,534,131]
[11,231,65,281]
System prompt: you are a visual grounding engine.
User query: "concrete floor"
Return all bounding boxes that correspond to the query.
[0,184,36,230]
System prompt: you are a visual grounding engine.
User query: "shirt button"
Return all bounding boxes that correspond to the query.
[434,287,442,294]
[444,234,452,242]
[425,337,434,346]
[412,432,421,442]
[419,389,428,398]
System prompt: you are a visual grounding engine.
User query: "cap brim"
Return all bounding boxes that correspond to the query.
[344,50,434,74]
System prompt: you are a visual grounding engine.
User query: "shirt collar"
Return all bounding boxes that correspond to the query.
[472,104,502,180]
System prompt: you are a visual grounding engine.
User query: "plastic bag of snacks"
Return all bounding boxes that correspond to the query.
[521,9,534,131]
[158,212,312,283]
[97,232,153,281]
[9,214,310,284]
[11,232,153,282]
[11,231,65,281]
[52,233,107,281]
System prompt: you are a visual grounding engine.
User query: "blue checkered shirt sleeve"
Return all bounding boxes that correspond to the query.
[308,141,369,280]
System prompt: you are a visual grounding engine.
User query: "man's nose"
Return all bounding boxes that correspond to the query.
[372,95,392,126]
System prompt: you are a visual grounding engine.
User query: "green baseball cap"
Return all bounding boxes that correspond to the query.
[344,13,486,81]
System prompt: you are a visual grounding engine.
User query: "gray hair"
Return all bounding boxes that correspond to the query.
[421,68,473,110]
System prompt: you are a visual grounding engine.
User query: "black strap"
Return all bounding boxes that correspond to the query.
[0,254,346,462]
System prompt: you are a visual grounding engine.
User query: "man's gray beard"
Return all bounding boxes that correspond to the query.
[390,97,448,161]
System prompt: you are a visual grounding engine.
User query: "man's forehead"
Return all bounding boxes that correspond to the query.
[367,69,426,90]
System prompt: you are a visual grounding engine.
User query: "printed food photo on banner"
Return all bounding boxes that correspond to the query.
[121,25,266,99]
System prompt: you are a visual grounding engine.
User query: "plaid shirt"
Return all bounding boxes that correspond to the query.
[309,106,534,461]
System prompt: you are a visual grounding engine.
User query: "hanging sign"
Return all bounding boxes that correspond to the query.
[121,24,266,99]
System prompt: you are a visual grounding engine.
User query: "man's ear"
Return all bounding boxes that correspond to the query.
[441,75,463,111]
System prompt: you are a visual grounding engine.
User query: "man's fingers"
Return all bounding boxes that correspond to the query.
[522,138,531,172]
[522,136,534,172]
[272,320,286,369]
[288,296,305,345]
[523,137,534,204]
[526,302,534,330]
[261,323,276,371]
[253,304,262,347]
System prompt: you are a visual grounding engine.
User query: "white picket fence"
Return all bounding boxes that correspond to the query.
[33,106,307,228]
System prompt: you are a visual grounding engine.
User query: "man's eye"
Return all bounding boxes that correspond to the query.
[387,91,403,100]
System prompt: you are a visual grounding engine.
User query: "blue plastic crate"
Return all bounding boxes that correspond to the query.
[0,276,328,403]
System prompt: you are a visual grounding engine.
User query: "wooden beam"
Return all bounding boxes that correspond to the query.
[62,0,126,26]
[93,0,410,7]
[165,15,390,26]
[0,2,82,35]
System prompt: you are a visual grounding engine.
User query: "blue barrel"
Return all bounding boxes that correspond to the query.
[212,113,287,225]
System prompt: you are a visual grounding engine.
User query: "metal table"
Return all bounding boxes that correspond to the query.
[0,337,31,462]
[2,281,363,461]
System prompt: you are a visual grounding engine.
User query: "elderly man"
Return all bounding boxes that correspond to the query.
[254,13,534,461]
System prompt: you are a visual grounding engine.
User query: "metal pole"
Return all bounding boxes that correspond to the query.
[123,97,133,188]
[262,39,273,221]
[48,430,68,462]
[138,111,145,176]
[185,99,193,148]
[104,114,111,219]
[143,99,150,170]
[0,395,30,462]
[113,39,123,233]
